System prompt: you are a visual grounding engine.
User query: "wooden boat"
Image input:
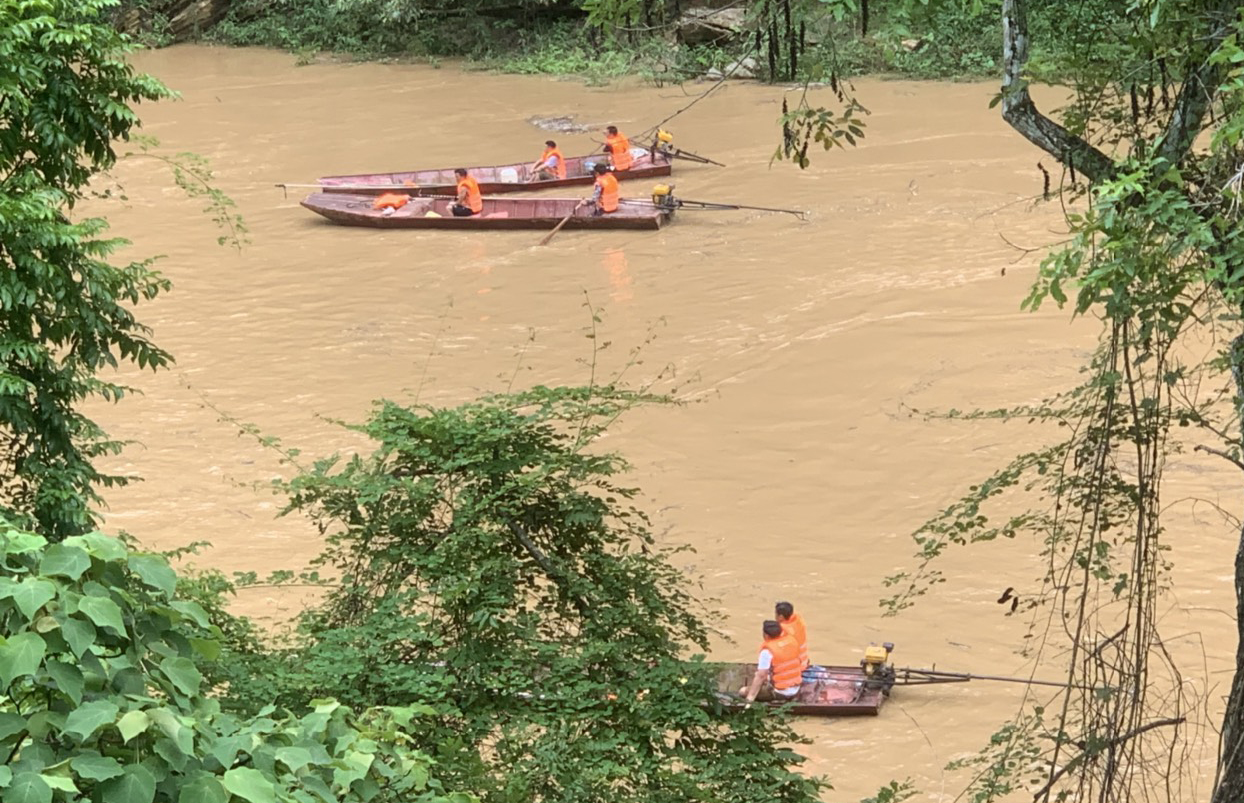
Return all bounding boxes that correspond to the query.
[299,193,673,230]
[713,663,888,716]
[317,149,672,196]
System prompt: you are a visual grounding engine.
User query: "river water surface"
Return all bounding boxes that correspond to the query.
[86,45,1238,801]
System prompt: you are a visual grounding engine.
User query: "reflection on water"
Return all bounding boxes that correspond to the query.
[603,248,633,303]
[84,45,1236,800]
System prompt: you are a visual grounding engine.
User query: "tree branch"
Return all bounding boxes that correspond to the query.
[507,521,589,615]
[1034,717,1186,802]
[1195,444,1244,473]
[1000,0,1116,182]
[1155,1,1237,167]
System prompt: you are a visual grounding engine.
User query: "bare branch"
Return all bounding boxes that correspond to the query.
[1033,718,1187,802]
[1194,444,1244,473]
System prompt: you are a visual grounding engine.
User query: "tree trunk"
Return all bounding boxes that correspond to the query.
[997,1,1244,799]
[1212,336,1244,803]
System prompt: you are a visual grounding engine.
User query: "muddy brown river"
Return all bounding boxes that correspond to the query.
[85,45,1236,800]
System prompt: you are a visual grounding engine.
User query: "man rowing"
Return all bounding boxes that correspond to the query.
[529,140,566,181]
[602,125,633,172]
[739,620,803,703]
[590,163,619,216]
[451,168,483,217]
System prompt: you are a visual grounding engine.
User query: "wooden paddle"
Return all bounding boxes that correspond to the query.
[537,200,586,246]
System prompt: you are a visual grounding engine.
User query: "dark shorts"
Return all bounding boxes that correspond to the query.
[451,204,478,217]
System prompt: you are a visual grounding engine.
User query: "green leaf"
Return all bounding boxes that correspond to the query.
[188,638,220,662]
[115,710,150,743]
[221,767,276,803]
[178,776,228,803]
[63,699,119,740]
[70,753,125,781]
[99,764,156,803]
[6,772,50,803]
[39,544,91,581]
[0,712,27,742]
[8,578,56,621]
[0,633,47,686]
[38,774,77,794]
[76,596,125,635]
[147,708,193,755]
[159,656,201,697]
[45,660,84,705]
[274,746,313,773]
[127,555,176,598]
[60,618,95,658]
[65,533,128,563]
[170,600,209,629]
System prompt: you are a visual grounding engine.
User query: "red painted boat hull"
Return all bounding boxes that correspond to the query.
[300,193,671,231]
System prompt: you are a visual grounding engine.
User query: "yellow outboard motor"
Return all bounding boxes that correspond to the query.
[860,642,897,695]
[652,129,675,156]
[651,183,678,212]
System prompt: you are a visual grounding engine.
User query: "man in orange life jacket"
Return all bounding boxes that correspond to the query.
[775,601,810,672]
[590,163,619,216]
[451,168,483,217]
[739,620,803,702]
[602,126,633,172]
[529,140,566,181]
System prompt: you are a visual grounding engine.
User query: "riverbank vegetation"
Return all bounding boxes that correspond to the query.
[799,1,1244,801]
[120,0,1121,82]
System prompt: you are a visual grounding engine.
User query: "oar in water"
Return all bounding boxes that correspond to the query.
[621,197,808,220]
[537,200,587,246]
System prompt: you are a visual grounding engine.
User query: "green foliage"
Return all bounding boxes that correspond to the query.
[207,386,826,803]
[0,0,175,539]
[0,518,470,803]
[878,1,1244,800]
[774,93,869,168]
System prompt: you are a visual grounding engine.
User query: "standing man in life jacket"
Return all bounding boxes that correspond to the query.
[739,620,803,702]
[451,168,483,217]
[775,601,809,669]
[530,140,566,181]
[590,162,619,216]
[602,125,633,172]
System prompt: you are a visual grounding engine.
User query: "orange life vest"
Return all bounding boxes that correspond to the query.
[759,634,803,692]
[538,146,566,179]
[606,133,632,171]
[595,172,619,213]
[781,613,809,669]
[457,175,483,213]
[372,192,410,211]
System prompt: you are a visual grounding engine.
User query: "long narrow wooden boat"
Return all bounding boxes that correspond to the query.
[300,193,673,230]
[317,149,672,196]
[712,663,888,716]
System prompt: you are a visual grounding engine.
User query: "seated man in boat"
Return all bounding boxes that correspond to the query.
[602,126,633,172]
[529,140,566,182]
[738,620,802,702]
[775,601,810,672]
[451,168,483,217]
[590,163,619,216]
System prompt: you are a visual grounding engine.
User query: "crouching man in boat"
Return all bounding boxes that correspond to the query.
[529,140,566,182]
[451,168,483,217]
[602,126,633,171]
[591,163,619,216]
[739,620,803,702]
